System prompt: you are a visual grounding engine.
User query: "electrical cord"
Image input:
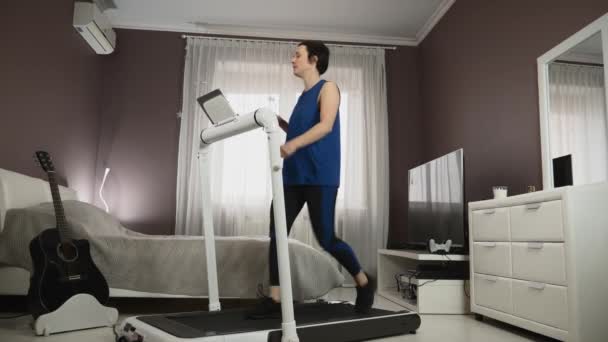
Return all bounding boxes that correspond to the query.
[416,279,437,287]
[113,323,120,340]
[395,271,413,299]
[440,254,470,298]
[394,273,402,291]
[395,270,432,300]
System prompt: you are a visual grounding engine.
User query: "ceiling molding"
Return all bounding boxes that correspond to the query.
[416,0,456,44]
[111,22,419,46]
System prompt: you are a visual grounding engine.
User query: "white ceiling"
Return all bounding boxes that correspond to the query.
[104,0,456,46]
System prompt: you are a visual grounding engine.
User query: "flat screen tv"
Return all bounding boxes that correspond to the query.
[553,154,573,187]
[406,149,465,253]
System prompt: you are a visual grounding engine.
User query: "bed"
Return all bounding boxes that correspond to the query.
[0,168,344,300]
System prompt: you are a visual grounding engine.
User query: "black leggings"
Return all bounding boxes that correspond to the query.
[269,186,362,286]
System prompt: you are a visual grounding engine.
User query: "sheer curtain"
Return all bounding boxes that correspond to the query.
[549,63,608,185]
[176,38,389,277]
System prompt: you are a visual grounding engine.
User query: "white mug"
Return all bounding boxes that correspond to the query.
[493,186,508,199]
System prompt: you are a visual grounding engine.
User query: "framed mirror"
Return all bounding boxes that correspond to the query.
[538,13,608,189]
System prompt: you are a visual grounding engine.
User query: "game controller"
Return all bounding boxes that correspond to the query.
[428,239,452,254]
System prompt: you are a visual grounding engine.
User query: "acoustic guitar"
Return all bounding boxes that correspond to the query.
[27,151,109,318]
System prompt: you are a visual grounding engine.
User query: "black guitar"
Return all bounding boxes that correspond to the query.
[27,151,110,318]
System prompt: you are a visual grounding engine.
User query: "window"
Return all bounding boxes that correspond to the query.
[213,91,352,207]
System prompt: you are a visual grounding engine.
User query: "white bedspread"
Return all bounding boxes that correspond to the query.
[0,201,343,300]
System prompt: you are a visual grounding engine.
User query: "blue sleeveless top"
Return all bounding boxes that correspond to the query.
[283,80,341,186]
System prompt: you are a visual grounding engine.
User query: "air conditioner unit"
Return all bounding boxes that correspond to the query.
[73,1,116,55]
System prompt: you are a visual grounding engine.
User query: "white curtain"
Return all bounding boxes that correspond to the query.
[176,38,390,277]
[549,63,608,185]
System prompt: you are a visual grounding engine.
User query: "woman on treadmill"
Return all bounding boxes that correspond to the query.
[248,40,375,319]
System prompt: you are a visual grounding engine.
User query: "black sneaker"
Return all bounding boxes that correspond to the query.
[355,272,376,314]
[245,296,281,319]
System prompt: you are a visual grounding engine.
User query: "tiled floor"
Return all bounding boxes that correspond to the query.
[0,288,557,341]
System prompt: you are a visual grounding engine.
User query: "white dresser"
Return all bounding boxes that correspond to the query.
[468,182,608,342]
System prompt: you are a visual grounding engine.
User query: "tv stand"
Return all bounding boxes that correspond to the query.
[377,249,469,314]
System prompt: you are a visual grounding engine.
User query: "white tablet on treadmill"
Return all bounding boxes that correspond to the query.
[197,89,237,125]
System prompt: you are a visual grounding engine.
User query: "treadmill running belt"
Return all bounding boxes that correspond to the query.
[138,302,418,339]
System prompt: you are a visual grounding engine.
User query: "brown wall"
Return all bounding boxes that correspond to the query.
[98,29,183,234]
[386,47,424,248]
[419,0,608,203]
[0,3,183,234]
[0,1,103,201]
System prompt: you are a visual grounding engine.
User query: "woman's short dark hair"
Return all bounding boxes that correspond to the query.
[298,40,330,75]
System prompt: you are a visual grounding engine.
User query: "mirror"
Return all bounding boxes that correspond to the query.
[538,14,608,189]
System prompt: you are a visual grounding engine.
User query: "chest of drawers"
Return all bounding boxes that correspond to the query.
[468,183,608,342]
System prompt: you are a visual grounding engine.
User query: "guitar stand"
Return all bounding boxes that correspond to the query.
[34,293,118,336]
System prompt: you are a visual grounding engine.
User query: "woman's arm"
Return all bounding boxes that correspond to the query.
[281,82,340,158]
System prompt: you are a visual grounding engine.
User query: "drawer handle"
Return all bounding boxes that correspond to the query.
[483,276,498,283]
[483,209,496,215]
[527,282,546,290]
[527,242,544,249]
[525,203,542,210]
[480,242,497,248]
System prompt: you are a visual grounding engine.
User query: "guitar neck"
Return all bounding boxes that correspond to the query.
[47,171,70,243]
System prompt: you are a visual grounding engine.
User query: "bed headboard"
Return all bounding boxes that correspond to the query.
[0,168,78,232]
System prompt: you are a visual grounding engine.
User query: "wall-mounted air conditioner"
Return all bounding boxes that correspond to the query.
[73,1,116,55]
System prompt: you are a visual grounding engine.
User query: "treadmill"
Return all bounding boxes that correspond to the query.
[116,90,421,342]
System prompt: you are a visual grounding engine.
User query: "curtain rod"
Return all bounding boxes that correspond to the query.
[181,34,397,50]
[554,60,604,68]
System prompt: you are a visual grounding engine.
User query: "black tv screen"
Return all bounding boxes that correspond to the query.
[553,154,573,187]
[406,149,465,252]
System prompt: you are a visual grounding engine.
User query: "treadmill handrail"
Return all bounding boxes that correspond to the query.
[199,107,300,341]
